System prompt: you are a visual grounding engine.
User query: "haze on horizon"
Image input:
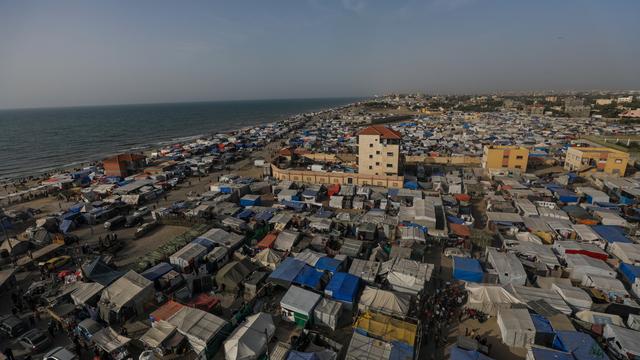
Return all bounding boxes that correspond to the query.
[0,0,639,109]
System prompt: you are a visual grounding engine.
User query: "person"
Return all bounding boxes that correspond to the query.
[3,348,15,360]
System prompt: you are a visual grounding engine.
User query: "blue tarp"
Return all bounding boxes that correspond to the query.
[447,216,465,225]
[453,257,483,283]
[389,341,414,360]
[240,197,260,207]
[191,237,216,251]
[268,258,306,287]
[236,209,255,220]
[315,209,334,218]
[59,219,74,234]
[592,225,631,244]
[255,210,274,222]
[293,265,325,290]
[403,181,418,190]
[529,347,573,360]
[282,200,306,211]
[141,262,174,281]
[449,346,494,360]
[315,257,342,273]
[302,189,318,198]
[287,351,319,360]
[552,331,609,360]
[325,272,361,303]
[619,263,640,283]
[531,314,554,334]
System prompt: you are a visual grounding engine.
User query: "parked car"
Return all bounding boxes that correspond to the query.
[134,221,159,239]
[18,329,51,353]
[0,314,28,338]
[44,346,78,360]
[125,215,143,228]
[42,255,72,271]
[133,206,151,218]
[75,318,103,343]
[104,215,126,230]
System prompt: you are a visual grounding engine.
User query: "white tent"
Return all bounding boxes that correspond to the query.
[346,331,391,360]
[504,284,572,315]
[349,259,380,284]
[358,286,411,318]
[169,243,208,272]
[71,282,105,306]
[314,298,343,331]
[551,283,592,311]
[608,242,640,265]
[465,284,523,316]
[294,249,324,267]
[487,248,527,286]
[280,286,322,322]
[497,308,535,348]
[224,312,275,360]
[92,327,131,354]
[565,254,615,281]
[99,270,154,323]
[581,274,628,298]
[274,230,299,251]
[571,224,601,243]
[140,320,177,350]
[253,249,283,271]
[604,324,640,359]
[576,310,624,327]
[385,258,434,295]
[168,307,228,355]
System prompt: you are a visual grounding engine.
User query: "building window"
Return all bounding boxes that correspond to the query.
[515,165,522,169]
[369,155,373,159]
[376,151,380,155]
[516,155,523,160]
[615,159,622,164]
[369,144,373,148]
[386,164,393,168]
[387,152,393,156]
[375,162,380,166]
[503,155,509,159]
[368,166,372,170]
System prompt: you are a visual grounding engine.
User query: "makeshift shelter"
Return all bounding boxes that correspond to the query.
[504,284,572,315]
[168,307,228,356]
[551,283,592,311]
[526,347,573,360]
[358,286,411,318]
[256,233,278,249]
[295,249,324,267]
[487,248,527,286]
[619,263,640,284]
[575,310,624,327]
[274,230,300,251]
[385,258,433,295]
[280,286,322,327]
[565,254,616,281]
[188,293,221,313]
[497,308,535,348]
[92,327,131,358]
[215,259,255,293]
[453,257,484,283]
[603,324,640,359]
[287,350,337,360]
[99,270,154,324]
[324,272,362,304]
[141,262,174,282]
[315,257,343,274]
[71,281,105,306]
[169,243,208,273]
[552,331,609,360]
[140,320,178,354]
[592,225,631,246]
[349,259,380,284]
[464,284,523,316]
[608,242,640,265]
[268,258,306,288]
[82,257,125,286]
[293,265,327,291]
[581,274,628,299]
[224,312,275,360]
[355,311,417,346]
[150,300,185,322]
[553,241,608,261]
[253,248,283,270]
[313,298,343,331]
[194,227,245,251]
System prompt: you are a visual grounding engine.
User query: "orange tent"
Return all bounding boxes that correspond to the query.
[150,300,184,322]
[449,223,471,238]
[257,233,278,249]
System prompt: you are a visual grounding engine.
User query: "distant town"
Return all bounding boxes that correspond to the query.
[1,90,640,360]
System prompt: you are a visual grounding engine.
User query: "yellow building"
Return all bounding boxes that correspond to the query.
[358,125,402,177]
[564,147,628,176]
[482,145,529,173]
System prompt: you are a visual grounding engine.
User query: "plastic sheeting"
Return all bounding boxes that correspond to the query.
[268,258,306,287]
[385,258,434,295]
[552,331,609,360]
[465,284,523,316]
[551,283,592,311]
[358,286,411,318]
[504,284,572,315]
[355,312,417,346]
[314,298,342,330]
[281,286,322,317]
[224,313,275,360]
[325,272,361,303]
[497,308,535,348]
[168,307,227,355]
[140,320,176,349]
[603,324,640,358]
[487,249,527,286]
[453,257,483,283]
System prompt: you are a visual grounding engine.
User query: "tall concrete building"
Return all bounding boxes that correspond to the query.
[564,147,628,176]
[482,145,529,173]
[564,97,591,118]
[357,125,402,177]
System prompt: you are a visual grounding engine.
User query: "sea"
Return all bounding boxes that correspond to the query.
[0,98,360,180]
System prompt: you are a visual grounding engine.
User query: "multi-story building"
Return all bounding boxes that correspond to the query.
[595,99,613,106]
[564,97,591,118]
[357,125,402,177]
[617,96,634,104]
[103,153,146,178]
[482,145,529,173]
[564,147,629,176]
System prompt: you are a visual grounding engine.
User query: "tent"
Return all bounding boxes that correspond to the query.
[575,310,624,327]
[253,248,283,270]
[168,307,228,356]
[268,258,306,287]
[280,286,322,328]
[274,230,300,251]
[315,257,343,273]
[497,308,535,348]
[216,260,255,292]
[99,270,154,324]
[314,298,343,331]
[295,249,324,267]
[224,312,275,360]
[194,228,245,251]
[603,324,640,359]
[257,233,278,249]
[324,272,362,304]
[565,254,616,281]
[619,262,640,283]
[82,257,125,286]
[451,347,495,360]
[487,248,527,286]
[345,331,392,360]
[349,259,380,284]
[592,225,631,245]
[581,274,628,298]
[355,311,417,346]
[71,282,105,306]
[92,327,131,354]
[293,265,327,290]
[526,347,573,360]
[552,331,609,360]
[150,300,184,322]
[608,242,640,265]
[141,262,174,281]
[385,258,434,295]
[453,257,483,283]
[504,284,572,315]
[551,283,592,311]
[358,286,411,318]
[465,284,523,316]
[140,320,177,350]
[169,243,208,273]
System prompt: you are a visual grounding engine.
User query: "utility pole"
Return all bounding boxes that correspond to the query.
[0,216,12,252]
[264,328,270,360]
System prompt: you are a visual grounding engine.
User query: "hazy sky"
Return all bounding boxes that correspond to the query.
[0,0,639,109]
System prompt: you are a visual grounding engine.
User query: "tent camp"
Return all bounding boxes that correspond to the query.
[385,258,434,295]
[268,258,306,288]
[324,272,361,305]
[98,270,154,324]
[565,254,616,281]
[215,259,255,293]
[504,284,572,315]
[139,320,178,354]
[224,312,275,360]
[497,308,535,348]
[71,281,105,306]
[465,284,523,316]
[603,324,640,360]
[313,298,343,331]
[168,306,228,356]
[453,257,484,283]
[349,259,380,284]
[551,283,592,311]
[281,286,322,328]
[358,286,411,318]
[487,248,527,286]
[274,230,300,251]
[253,248,283,271]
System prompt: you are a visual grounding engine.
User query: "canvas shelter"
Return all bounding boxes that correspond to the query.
[603,324,640,359]
[565,254,615,281]
[99,270,154,324]
[167,306,228,356]
[349,259,380,284]
[140,320,177,351]
[268,258,306,287]
[575,310,624,327]
[169,242,208,273]
[358,286,411,318]
[504,284,572,315]
[253,248,283,270]
[280,285,322,327]
[385,258,433,295]
[215,259,255,292]
[274,230,300,251]
[465,284,523,316]
[224,312,275,360]
[313,298,343,331]
[324,272,362,304]
[92,327,131,356]
[581,274,628,299]
[550,283,592,311]
[71,281,105,306]
[487,248,527,286]
[497,308,535,348]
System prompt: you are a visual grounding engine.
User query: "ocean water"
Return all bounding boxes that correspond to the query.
[0,98,358,179]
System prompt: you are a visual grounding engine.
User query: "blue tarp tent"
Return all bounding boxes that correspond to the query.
[324,272,361,303]
[59,219,74,234]
[453,257,483,283]
[287,351,325,360]
[389,341,414,360]
[529,347,573,360]
[282,200,306,211]
[449,346,494,360]
[447,216,465,225]
[619,263,640,283]
[315,209,334,218]
[293,265,325,290]
[255,210,275,222]
[531,314,554,334]
[403,181,418,190]
[592,225,631,244]
[190,237,216,251]
[141,262,174,281]
[268,258,306,287]
[236,209,254,220]
[315,257,343,273]
[552,331,609,360]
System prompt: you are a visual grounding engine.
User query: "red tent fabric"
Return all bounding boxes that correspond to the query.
[150,300,184,322]
[187,293,220,312]
[454,194,471,202]
[449,223,471,238]
[257,233,278,249]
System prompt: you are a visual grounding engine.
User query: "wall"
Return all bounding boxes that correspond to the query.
[405,155,482,166]
[271,165,404,188]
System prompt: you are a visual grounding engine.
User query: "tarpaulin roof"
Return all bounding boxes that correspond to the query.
[268,257,306,287]
[355,311,417,346]
[140,320,176,349]
[325,272,361,303]
[254,248,283,270]
[529,347,573,360]
[141,262,174,281]
[447,216,465,225]
[465,283,523,316]
[592,225,631,244]
[257,233,278,249]
[359,286,411,318]
[315,257,342,273]
[552,331,609,360]
[92,327,131,353]
[150,300,185,322]
[453,257,483,282]
[83,257,126,286]
[187,293,220,313]
[346,331,392,360]
[280,285,322,316]
[531,314,554,334]
[449,223,471,238]
[168,307,228,355]
[450,347,495,360]
[224,312,275,360]
[70,282,105,306]
[293,265,325,290]
[619,262,640,283]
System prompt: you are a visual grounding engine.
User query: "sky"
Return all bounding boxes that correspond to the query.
[0,0,639,109]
